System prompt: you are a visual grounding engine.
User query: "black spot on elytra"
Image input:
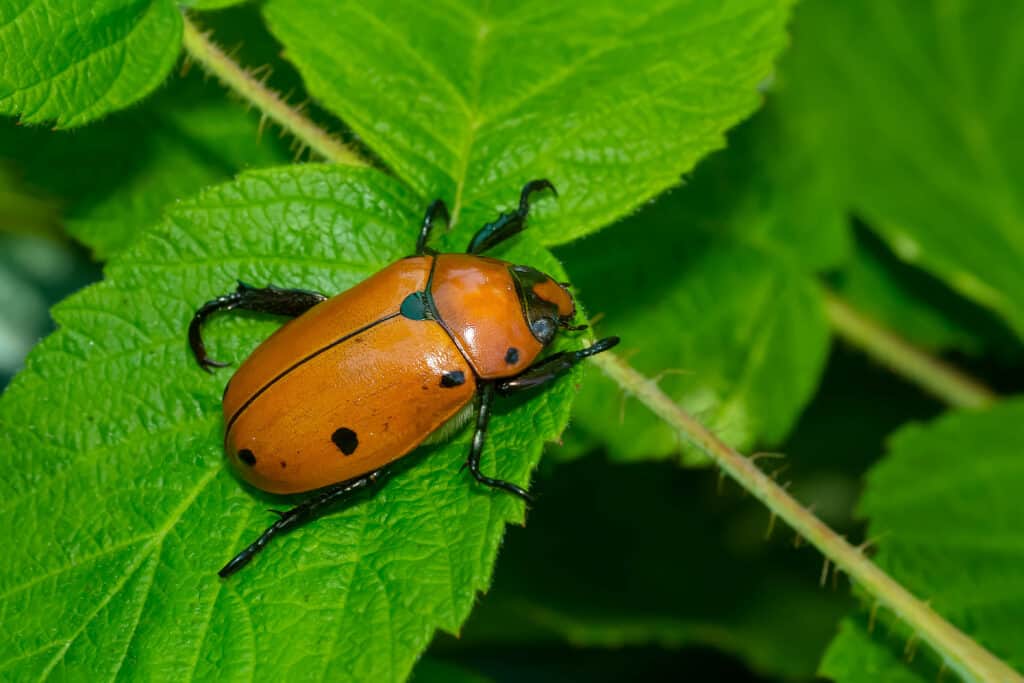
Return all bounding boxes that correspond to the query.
[505,347,520,364]
[440,370,465,388]
[238,449,256,466]
[332,427,359,455]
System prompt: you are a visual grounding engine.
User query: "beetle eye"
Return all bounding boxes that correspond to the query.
[531,317,557,345]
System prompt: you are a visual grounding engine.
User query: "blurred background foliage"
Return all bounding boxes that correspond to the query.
[2,0,1022,681]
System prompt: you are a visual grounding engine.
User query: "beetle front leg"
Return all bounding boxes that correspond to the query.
[466,179,557,254]
[189,282,328,371]
[496,336,620,395]
[464,383,534,503]
[416,198,450,255]
[219,467,389,578]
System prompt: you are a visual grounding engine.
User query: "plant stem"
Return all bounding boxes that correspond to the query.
[593,351,1022,683]
[180,15,367,167]
[822,290,997,409]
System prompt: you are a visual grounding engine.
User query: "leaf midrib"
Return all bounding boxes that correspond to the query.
[178,504,255,683]
[310,508,372,683]
[447,0,489,228]
[709,268,789,438]
[411,0,716,228]
[35,467,220,681]
[0,414,219,520]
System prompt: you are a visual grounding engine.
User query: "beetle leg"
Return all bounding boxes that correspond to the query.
[464,383,535,503]
[496,337,620,395]
[189,282,328,372]
[416,198,450,255]
[219,467,389,578]
[466,179,557,254]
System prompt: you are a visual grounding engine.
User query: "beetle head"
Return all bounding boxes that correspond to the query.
[509,264,579,345]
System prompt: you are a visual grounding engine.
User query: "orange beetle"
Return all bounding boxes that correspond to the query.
[190,180,618,577]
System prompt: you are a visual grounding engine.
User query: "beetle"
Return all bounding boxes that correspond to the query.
[189,179,618,577]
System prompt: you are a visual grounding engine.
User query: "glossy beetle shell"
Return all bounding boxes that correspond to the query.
[222,254,568,494]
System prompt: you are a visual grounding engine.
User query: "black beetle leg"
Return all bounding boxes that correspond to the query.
[219,467,389,578]
[464,383,534,503]
[416,199,450,255]
[189,282,328,372]
[466,179,557,255]
[496,337,620,395]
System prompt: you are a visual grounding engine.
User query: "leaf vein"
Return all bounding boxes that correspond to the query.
[35,468,219,681]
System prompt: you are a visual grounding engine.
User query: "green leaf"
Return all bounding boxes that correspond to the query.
[452,457,852,680]
[680,106,851,273]
[0,0,182,127]
[821,400,1024,681]
[262,0,795,245]
[0,165,583,681]
[777,0,1024,341]
[833,229,1021,360]
[0,73,292,257]
[823,618,937,683]
[554,122,832,462]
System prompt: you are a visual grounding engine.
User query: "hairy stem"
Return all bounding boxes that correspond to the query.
[180,15,367,167]
[823,289,997,409]
[593,351,1021,683]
